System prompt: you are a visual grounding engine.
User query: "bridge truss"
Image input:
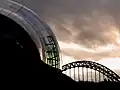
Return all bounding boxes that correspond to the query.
[62,61,120,82]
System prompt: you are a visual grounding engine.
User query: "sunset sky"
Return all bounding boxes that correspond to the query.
[14,0,120,75]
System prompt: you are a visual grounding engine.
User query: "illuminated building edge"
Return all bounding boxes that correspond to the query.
[0,0,60,68]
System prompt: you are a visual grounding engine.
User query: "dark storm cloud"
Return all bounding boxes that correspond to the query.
[13,0,120,46]
[13,0,120,60]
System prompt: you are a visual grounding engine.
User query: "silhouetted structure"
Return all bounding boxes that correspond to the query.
[78,81,120,90]
[0,1,120,89]
[0,0,60,68]
[0,10,81,89]
[62,61,120,82]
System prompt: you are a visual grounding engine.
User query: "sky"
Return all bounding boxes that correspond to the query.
[13,0,120,75]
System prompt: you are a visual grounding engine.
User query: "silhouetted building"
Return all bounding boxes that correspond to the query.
[0,0,120,89]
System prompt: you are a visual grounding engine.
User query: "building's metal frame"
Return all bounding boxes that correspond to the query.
[62,61,120,82]
[0,0,60,68]
[1,1,120,82]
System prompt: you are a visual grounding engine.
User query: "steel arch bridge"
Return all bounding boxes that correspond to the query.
[62,60,120,82]
[0,0,60,68]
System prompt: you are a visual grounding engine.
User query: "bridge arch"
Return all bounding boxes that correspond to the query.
[62,60,120,82]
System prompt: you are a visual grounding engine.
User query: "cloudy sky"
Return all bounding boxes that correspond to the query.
[13,0,120,74]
